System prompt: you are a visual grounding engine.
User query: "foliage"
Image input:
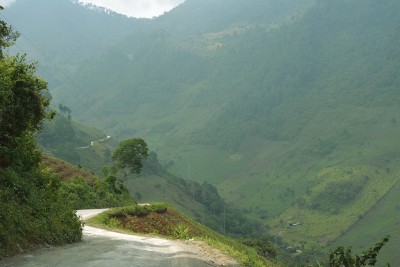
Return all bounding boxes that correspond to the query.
[0,55,52,140]
[105,217,121,228]
[37,113,117,172]
[126,155,266,239]
[87,204,273,267]
[0,5,19,58]
[331,181,400,265]
[310,179,365,212]
[59,175,136,209]
[58,103,71,119]
[172,224,191,240]
[112,138,149,177]
[163,176,266,236]
[240,238,277,260]
[88,203,168,230]
[5,0,400,263]
[48,0,400,247]
[0,54,53,167]
[329,235,390,267]
[0,164,83,258]
[0,13,81,258]
[90,205,163,231]
[42,155,136,209]
[270,167,398,247]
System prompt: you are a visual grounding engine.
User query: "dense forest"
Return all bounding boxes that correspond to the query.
[2,0,400,264]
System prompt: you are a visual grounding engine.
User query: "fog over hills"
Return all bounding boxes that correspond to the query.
[3,0,400,263]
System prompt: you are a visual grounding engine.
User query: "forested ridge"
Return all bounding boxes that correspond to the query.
[2,0,400,264]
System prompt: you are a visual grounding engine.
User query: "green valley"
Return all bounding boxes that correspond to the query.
[2,0,400,265]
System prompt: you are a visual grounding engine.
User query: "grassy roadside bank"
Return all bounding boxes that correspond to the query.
[86,203,279,267]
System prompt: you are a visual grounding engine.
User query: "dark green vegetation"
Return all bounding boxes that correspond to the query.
[332,182,400,265]
[1,0,143,78]
[329,236,390,267]
[40,116,275,261]
[37,113,116,171]
[39,115,267,237]
[0,12,81,258]
[111,138,149,177]
[37,107,267,238]
[0,7,138,259]
[87,204,275,267]
[3,0,400,264]
[128,162,267,237]
[43,156,136,209]
[61,174,134,209]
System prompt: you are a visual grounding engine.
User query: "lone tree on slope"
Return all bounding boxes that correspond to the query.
[112,138,149,178]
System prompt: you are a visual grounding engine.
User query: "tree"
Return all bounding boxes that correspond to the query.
[329,235,391,267]
[0,6,19,58]
[0,55,54,168]
[0,7,52,168]
[58,103,72,119]
[0,10,82,257]
[0,56,52,135]
[112,138,149,177]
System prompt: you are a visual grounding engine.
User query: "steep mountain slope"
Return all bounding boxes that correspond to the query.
[37,113,117,173]
[1,0,143,89]
[66,0,400,258]
[155,0,313,35]
[37,114,263,238]
[5,0,400,262]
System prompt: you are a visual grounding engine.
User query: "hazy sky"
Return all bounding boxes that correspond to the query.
[78,0,185,18]
[0,0,16,7]
[0,0,185,18]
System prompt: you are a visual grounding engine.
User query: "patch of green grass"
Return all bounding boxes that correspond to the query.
[268,166,399,249]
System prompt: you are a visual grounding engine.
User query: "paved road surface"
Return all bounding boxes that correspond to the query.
[0,209,233,267]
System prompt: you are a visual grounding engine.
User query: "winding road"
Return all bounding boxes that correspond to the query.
[0,209,239,267]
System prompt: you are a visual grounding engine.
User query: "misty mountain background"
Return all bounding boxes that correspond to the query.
[2,0,400,264]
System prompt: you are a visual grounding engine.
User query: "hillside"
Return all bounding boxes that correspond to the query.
[4,0,400,263]
[41,154,136,209]
[87,204,276,267]
[38,114,264,238]
[37,113,117,174]
[2,0,141,77]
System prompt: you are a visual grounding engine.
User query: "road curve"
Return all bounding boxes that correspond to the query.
[0,209,240,267]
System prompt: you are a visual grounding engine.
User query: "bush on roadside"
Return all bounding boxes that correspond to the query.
[59,175,136,209]
[0,168,83,258]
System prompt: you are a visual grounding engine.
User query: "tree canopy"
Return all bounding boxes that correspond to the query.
[112,138,149,177]
[329,235,391,267]
[0,55,54,169]
[1,5,52,168]
[0,56,52,140]
[0,5,19,58]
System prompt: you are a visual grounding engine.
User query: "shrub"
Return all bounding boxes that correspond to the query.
[60,175,136,209]
[172,224,191,239]
[0,168,83,258]
[329,235,391,266]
